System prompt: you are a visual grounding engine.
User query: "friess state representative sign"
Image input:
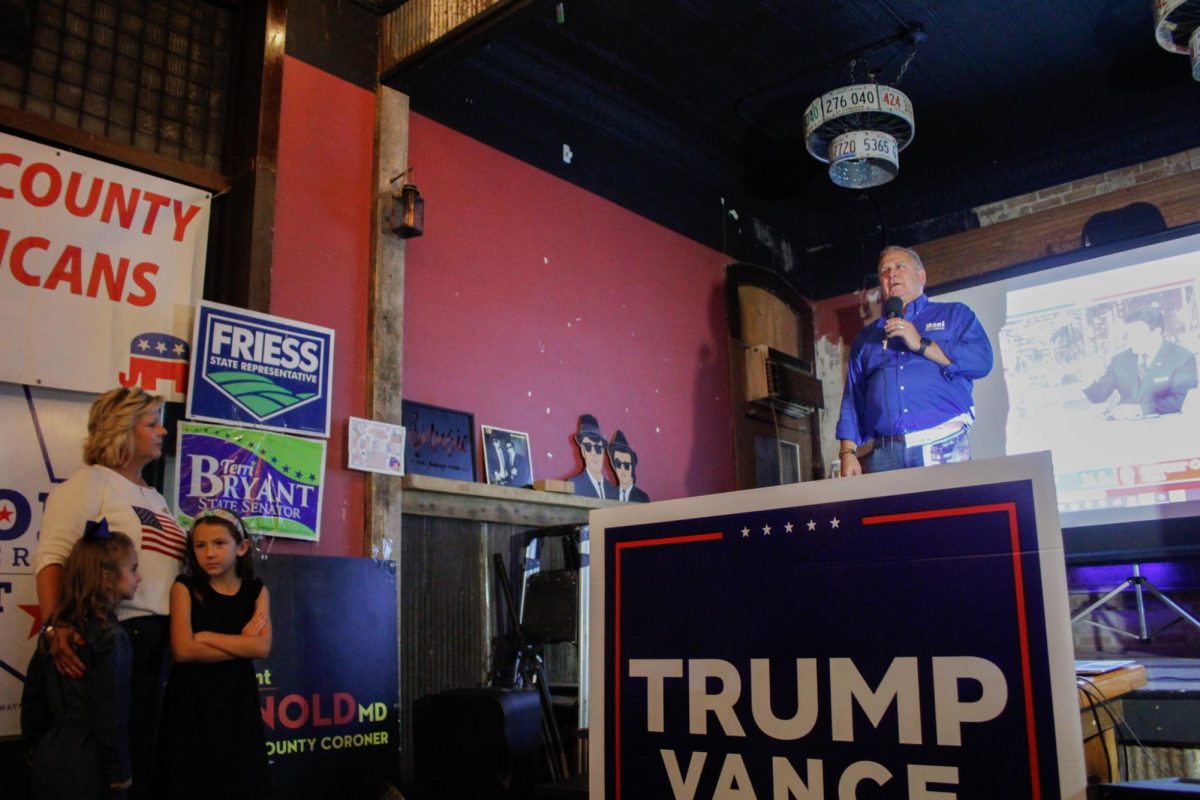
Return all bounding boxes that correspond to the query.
[187,300,334,437]
[588,453,1085,800]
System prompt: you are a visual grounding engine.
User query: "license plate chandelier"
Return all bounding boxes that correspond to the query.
[803,84,913,189]
[1153,0,1200,80]
[803,29,922,189]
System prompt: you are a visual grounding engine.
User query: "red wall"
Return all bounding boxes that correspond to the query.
[269,56,373,556]
[405,115,735,500]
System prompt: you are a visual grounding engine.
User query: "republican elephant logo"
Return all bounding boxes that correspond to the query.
[119,332,190,399]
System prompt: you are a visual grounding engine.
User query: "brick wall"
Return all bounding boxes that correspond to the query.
[974,148,1200,227]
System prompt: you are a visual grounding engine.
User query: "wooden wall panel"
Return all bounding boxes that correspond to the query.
[739,285,801,358]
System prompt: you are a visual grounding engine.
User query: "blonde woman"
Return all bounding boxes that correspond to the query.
[33,386,183,799]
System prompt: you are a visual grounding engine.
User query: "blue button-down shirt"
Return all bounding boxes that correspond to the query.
[836,294,994,445]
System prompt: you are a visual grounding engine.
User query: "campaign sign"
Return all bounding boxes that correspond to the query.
[589,453,1086,800]
[0,131,208,401]
[0,384,91,736]
[187,300,334,437]
[175,422,326,542]
[255,555,398,799]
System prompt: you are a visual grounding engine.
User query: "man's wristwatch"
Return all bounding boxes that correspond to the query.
[916,336,932,357]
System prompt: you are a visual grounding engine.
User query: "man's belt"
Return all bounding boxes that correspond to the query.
[876,419,966,448]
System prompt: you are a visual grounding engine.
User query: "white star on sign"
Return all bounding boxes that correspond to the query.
[172,343,185,354]
[830,517,841,529]
[784,522,794,533]
[741,527,750,538]
[137,338,150,351]
[807,520,817,531]
[762,524,772,536]
[155,341,167,353]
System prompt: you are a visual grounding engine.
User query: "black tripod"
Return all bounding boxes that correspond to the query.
[1072,563,1200,643]
[493,553,571,782]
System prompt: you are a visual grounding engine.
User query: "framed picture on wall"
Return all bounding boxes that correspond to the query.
[481,425,534,488]
[401,400,476,482]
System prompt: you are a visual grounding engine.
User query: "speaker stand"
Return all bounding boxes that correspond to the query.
[1072,563,1200,643]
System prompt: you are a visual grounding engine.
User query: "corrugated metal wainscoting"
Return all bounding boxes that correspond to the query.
[400,515,517,782]
[399,515,579,786]
[1121,745,1200,781]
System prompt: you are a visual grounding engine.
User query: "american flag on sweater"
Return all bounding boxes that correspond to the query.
[134,506,188,561]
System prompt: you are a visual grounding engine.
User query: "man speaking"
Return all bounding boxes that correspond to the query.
[837,246,994,475]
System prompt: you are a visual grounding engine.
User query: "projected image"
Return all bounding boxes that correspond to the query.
[1001,256,1200,518]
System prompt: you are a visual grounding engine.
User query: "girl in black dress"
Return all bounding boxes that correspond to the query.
[23,520,140,798]
[155,509,272,799]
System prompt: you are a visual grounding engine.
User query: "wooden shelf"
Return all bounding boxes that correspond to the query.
[400,474,616,526]
[1077,664,1147,784]
[1078,664,1147,709]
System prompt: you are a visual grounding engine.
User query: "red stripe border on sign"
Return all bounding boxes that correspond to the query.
[862,502,1041,800]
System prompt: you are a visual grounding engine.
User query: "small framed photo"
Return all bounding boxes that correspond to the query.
[481,425,534,488]
[401,400,476,482]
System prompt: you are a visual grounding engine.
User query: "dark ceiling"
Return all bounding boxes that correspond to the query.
[384,0,1200,298]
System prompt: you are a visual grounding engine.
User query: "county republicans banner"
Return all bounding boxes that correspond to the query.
[589,453,1086,800]
[187,300,334,438]
[175,422,326,541]
[0,131,208,401]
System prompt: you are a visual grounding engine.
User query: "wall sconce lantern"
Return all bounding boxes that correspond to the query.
[391,182,424,238]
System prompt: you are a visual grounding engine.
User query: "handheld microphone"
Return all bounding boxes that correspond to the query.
[882,296,903,351]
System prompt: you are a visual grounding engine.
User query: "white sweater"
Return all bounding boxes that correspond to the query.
[35,465,184,619]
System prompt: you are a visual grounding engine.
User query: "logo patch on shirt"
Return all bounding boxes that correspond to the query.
[925,321,946,331]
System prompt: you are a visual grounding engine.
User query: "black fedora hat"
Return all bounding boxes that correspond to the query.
[574,414,606,445]
[608,430,637,464]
